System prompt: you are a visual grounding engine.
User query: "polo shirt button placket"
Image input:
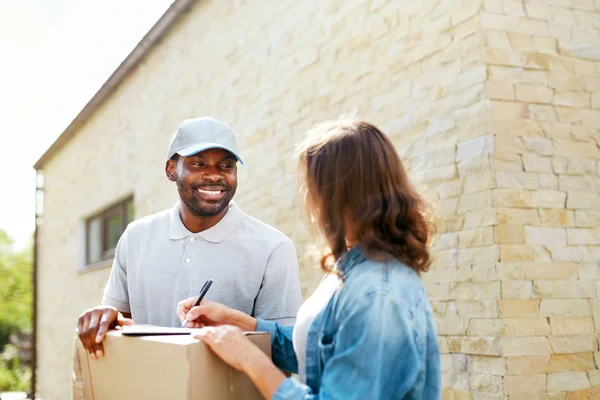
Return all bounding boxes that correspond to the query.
[185,236,195,265]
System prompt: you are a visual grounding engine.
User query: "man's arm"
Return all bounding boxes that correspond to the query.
[77,228,133,358]
[252,239,303,325]
[100,228,131,313]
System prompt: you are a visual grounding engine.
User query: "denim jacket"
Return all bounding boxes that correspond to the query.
[256,246,441,399]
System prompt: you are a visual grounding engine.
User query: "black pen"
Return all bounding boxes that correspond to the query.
[181,279,214,328]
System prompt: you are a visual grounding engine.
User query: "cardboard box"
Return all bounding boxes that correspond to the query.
[75,327,270,400]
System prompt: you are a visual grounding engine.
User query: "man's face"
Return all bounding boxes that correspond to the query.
[167,148,238,217]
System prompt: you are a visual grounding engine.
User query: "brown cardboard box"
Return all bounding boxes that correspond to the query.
[75,327,270,400]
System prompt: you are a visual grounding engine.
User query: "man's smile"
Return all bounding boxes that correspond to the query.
[195,186,226,201]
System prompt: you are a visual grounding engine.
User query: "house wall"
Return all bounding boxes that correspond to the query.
[36,0,600,399]
[481,0,600,398]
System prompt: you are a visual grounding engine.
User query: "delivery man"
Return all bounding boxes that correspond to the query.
[75,117,303,359]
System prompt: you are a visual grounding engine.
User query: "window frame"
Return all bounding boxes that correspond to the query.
[84,196,134,267]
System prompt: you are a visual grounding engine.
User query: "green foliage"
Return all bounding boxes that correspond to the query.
[0,344,30,392]
[0,229,32,392]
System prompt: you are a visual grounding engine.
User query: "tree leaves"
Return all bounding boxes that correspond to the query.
[0,229,32,392]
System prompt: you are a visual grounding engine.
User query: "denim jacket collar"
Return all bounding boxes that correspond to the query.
[335,245,366,277]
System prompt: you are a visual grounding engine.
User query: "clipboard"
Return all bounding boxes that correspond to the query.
[119,325,266,337]
[120,324,196,336]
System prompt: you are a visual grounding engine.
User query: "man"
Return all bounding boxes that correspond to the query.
[76,117,303,359]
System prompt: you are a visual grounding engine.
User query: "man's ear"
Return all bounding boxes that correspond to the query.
[166,159,177,182]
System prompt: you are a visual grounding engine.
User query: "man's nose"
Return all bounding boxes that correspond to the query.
[202,169,223,182]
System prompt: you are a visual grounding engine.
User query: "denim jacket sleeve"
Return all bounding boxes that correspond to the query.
[272,290,422,399]
[255,318,298,374]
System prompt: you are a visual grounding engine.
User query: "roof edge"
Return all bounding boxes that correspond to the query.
[34,0,198,170]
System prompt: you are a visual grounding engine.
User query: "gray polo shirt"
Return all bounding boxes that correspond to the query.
[101,201,302,327]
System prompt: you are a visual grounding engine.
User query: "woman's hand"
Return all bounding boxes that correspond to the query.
[193,326,287,398]
[193,326,259,371]
[177,298,233,328]
[176,298,257,330]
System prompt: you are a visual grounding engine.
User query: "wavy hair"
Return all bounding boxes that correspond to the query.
[296,119,436,276]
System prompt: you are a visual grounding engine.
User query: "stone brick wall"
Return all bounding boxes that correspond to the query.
[435,0,600,399]
[481,0,600,398]
[35,0,600,399]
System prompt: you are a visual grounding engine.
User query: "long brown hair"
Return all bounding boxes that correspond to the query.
[297,118,436,276]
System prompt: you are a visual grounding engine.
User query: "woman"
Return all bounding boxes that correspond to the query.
[177,119,441,399]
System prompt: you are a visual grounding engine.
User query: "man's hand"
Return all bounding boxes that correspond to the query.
[176,299,257,331]
[77,305,133,359]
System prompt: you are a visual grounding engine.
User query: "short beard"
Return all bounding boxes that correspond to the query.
[176,179,234,217]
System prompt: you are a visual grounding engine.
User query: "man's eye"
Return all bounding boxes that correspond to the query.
[221,164,233,169]
[192,162,204,167]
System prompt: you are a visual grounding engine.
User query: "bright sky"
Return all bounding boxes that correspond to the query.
[0,0,174,248]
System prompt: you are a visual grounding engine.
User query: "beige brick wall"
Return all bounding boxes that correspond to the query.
[479,0,600,398]
[35,0,600,399]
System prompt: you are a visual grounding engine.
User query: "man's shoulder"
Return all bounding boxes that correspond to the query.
[125,207,171,237]
[237,211,292,247]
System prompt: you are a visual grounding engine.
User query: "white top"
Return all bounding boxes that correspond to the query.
[101,201,303,327]
[292,273,341,383]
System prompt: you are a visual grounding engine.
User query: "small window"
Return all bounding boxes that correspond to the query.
[85,197,134,266]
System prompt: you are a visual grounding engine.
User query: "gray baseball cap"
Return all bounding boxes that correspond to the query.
[166,117,244,164]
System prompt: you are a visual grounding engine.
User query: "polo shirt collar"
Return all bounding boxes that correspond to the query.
[169,201,243,243]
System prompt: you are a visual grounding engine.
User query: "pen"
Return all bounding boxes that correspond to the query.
[181,279,214,328]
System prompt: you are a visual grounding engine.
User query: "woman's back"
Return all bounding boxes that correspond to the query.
[295,246,441,399]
